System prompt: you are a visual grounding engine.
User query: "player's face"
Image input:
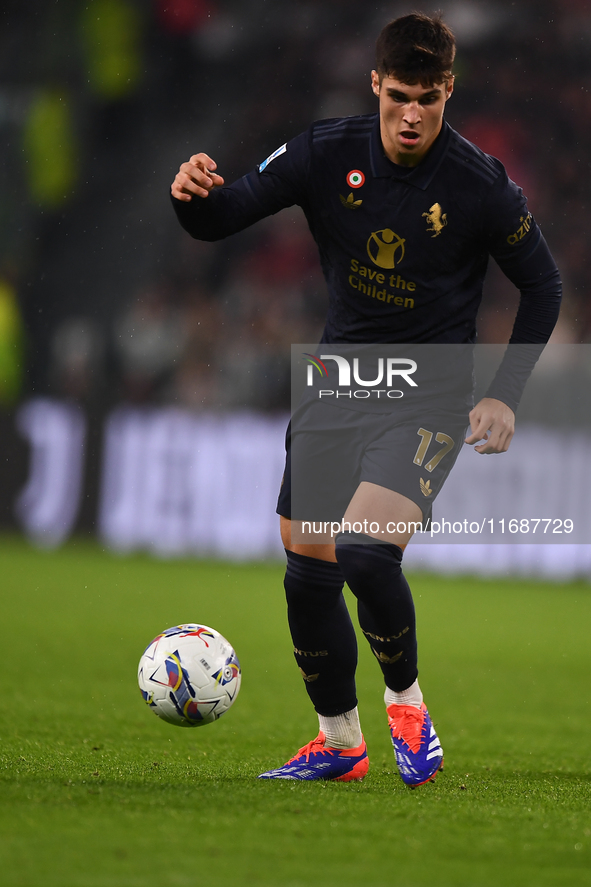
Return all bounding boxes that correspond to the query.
[371,72,453,167]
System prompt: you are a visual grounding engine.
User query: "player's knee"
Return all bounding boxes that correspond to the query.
[334,531,403,588]
[283,549,344,607]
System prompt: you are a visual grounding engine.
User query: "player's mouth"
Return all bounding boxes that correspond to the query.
[399,130,420,147]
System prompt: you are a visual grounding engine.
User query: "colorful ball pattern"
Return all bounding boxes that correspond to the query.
[138,624,241,727]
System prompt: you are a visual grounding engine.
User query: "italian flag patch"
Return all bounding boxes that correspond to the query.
[346,169,365,188]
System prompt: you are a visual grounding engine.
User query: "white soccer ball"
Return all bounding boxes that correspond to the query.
[138,624,241,727]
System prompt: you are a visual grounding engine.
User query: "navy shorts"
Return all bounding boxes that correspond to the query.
[276,399,469,527]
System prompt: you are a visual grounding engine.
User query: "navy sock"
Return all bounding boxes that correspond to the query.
[284,550,358,716]
[335,532,418,692]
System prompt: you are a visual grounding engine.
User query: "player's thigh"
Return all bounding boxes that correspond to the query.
[343,482,421,547]
[277,408,362,556]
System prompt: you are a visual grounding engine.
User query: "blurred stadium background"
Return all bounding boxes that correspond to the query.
[0,0,590,575]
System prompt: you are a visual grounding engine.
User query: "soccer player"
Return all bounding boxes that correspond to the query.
[170,13,561,786]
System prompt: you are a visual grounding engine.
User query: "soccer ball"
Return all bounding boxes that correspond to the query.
[138,624,241,727]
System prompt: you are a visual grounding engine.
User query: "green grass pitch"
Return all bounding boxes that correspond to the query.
[1,535,590,887]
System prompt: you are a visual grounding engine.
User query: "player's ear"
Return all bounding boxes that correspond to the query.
[371,70,380,97]
[445,76,454,101]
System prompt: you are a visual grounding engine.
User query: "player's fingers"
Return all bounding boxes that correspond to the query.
[186,163,224,191]
[487,425,514,454]
[171,188,192,202]
[464,406,488,445]
[485,415,515,453]
[202,172,224,188]
[474,424,514,454]
[189,152,218,171]
[187,154,224,185]
[474,437,498,454]
[475,441,503,454]
[464,419,488,445]
[171,173,209,200]
[172,163,221,199]
[181,160,217,187]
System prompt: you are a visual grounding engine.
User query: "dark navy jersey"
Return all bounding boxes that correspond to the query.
[172,114,561,409]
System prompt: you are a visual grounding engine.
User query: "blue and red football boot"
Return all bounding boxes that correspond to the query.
[258,732,369,782]
[387,702,443,787]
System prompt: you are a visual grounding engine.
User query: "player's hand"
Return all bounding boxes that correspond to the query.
[171,153,224,201]
[464,397,515,454]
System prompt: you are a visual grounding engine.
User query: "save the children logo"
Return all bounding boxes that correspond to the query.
[366,228,406,268]
[302,353,418,401]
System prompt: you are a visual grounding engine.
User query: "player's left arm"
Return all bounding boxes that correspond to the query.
[466,171,562,454]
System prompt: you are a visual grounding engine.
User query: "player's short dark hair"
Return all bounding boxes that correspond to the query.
[376,12,455,86]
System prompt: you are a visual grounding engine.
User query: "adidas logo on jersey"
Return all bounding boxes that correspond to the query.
[420,477,433,497]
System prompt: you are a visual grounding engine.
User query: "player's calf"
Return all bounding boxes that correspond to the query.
[335,532,418,690]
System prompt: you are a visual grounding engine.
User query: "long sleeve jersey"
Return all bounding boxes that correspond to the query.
[171,114,562,410]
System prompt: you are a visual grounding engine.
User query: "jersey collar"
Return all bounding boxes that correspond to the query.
[369,116,452,190]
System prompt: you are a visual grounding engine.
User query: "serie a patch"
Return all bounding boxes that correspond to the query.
[258,143,287,173]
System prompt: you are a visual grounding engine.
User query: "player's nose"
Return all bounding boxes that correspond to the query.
[403,103,421,124]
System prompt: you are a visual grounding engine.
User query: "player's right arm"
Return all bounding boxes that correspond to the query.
[473,171,562,423]
[171,153,225,201]
[170,132,311,242]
